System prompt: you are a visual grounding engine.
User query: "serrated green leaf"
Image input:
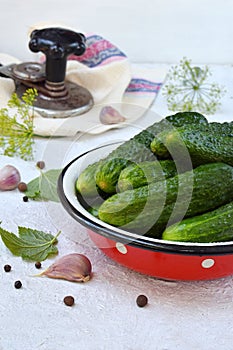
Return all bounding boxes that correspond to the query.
[26,169,61,202]
[18,226,58,244]
[0,225,60,261]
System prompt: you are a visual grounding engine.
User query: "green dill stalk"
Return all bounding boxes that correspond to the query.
[0,88,37,160]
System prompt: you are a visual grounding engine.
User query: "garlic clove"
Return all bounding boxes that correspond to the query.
[99,106,126,125]
[0,165,21,191]
[39,253,92,283]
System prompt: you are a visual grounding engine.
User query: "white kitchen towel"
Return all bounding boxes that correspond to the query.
[0,33,167,137]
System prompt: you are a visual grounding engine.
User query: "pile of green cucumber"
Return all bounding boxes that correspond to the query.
[75,112,233,243]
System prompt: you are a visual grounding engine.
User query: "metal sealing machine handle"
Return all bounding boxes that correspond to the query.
[0,27,94,118]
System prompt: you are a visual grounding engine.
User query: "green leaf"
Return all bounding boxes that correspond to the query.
[0,225,60,261]
[25,169,61,202]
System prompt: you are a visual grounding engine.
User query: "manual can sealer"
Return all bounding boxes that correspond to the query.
[0,27,94,118]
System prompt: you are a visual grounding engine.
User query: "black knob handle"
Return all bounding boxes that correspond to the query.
[29,27,86,83]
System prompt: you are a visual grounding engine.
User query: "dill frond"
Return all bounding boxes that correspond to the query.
[0,88,37,160]
[163,57,226,115]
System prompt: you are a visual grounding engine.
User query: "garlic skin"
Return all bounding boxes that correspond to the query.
[40,253,92,282]
[0,165,21,191]
[99,106,126,125]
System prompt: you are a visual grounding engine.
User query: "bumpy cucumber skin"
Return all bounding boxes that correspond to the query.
[76,162,100,197]
[98,163,233,238]
[95,112,208,193]
[95,158,132,194]
[208,121,233,137]
[165,111,208,127]
[117,160,177,192]
[173,127,233,167]
[162,201,233,243]
[102,112,208,162]
[150,125,233,167]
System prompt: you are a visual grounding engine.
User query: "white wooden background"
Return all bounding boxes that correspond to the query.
[0,0,232,64]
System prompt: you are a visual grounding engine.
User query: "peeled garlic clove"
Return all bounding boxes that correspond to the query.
[39,253,92,282]
[0,165,21,191]
[99,106,126,125]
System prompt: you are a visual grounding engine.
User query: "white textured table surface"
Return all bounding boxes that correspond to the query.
[1,64,233,350]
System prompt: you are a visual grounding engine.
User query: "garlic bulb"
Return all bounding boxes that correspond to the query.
[0,165,21,191]
[39,253,92,282]
[99,106,126,125]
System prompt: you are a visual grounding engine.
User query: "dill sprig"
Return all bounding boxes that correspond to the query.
[0,88,37,160]
[163,57,226,115]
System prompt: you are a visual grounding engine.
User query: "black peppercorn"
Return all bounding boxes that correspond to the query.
[23,196,28,202]
[4,264,11,272]
[63,295,75,306]
[14,280,22,289]
[35,261,41,269]
[36,161,45,169]
[136,294,148,307]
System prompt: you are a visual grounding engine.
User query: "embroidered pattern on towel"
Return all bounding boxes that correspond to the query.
[69,34,127,67]
[126,78,163,94]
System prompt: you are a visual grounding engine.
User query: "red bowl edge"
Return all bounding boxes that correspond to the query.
[88,229,233,281]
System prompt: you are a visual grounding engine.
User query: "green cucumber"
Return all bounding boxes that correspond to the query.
[98,162,233,238]
[150,125,233,167]
[94,112,208,193]
[95,158,132,194]
[77,112,207,196]
[162,201,233,243]
[117,160,177,192]
[76,162,100,197]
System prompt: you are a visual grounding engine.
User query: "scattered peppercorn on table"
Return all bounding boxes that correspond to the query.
[1,63,233,350]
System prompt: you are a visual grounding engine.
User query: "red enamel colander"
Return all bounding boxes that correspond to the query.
[58,142,233,281]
